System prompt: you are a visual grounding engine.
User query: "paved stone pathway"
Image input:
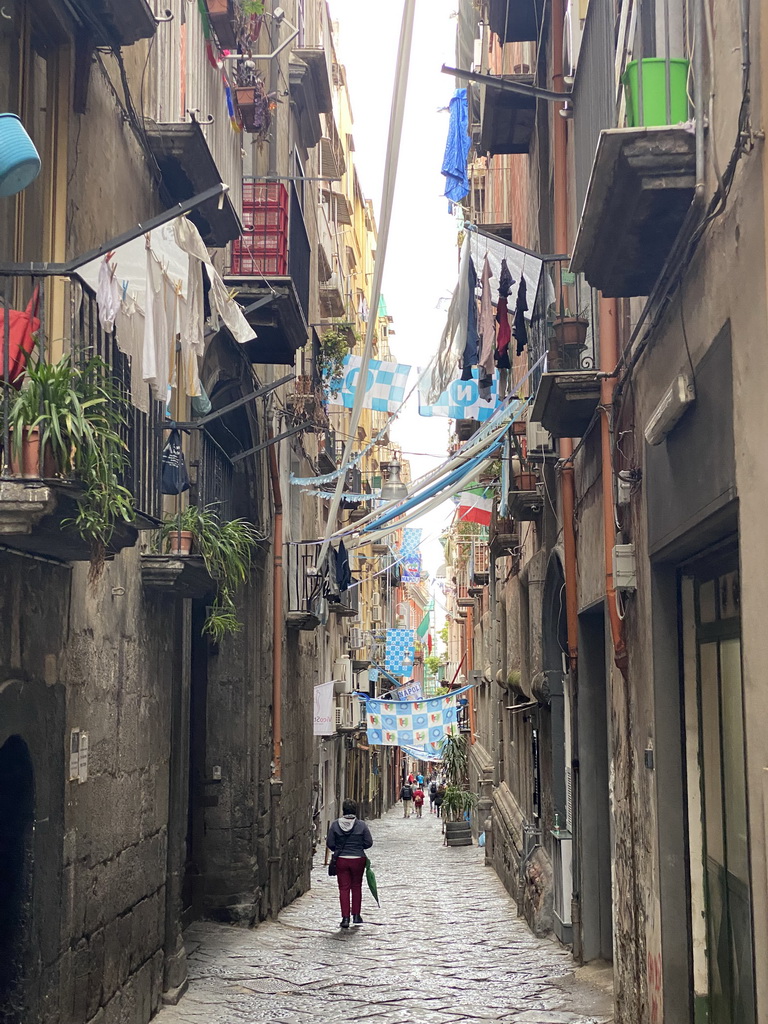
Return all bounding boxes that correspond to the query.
[153,806,613,1024]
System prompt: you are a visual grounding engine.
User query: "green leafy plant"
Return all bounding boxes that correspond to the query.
[159,503,260,639]
[318,325,354,397]
[5,352,134,578]
[442,784,478,822]
[441,732,469,787]
[240,0,264,12]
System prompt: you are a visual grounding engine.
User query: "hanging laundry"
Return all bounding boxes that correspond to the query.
[425,235,472,404]
[495,258,514,370]
[143,240,172,400]
[513,277,529,356]
[335,539,353,593]
[96,257,120,333]
[441,89,471,202]
[478,255,496,379]
[460,256,480,381]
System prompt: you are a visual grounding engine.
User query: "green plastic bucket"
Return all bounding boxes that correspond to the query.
[622,58,690,127]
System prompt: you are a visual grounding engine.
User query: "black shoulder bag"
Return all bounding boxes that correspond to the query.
[328,828,351,876]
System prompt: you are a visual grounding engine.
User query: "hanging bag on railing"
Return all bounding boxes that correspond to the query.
[160,428,190,495]
[0,286,40,388]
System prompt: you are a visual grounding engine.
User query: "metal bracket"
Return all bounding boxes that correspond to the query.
[230,423,305,463]
[156,373,294,432]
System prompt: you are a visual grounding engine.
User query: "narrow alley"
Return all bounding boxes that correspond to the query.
[154,807,613,1024]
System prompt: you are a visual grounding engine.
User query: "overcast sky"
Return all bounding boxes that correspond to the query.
[329,0,460,581]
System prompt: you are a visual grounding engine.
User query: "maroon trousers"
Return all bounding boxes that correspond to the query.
[336,856,366,916]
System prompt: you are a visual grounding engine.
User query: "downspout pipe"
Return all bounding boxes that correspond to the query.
[599,297,629,679]
[267,422,284,919]
[552,0,579,672]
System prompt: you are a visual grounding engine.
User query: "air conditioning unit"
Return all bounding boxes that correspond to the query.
[349,627,364,650]
[526,417,555,462]
[334,705,344,728]
[333,657,353,692]
[370,616,384,629]
[371,591,382,609]
[355,670,369,694]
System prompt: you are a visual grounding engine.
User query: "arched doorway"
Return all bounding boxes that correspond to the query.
[0,735,35,1022]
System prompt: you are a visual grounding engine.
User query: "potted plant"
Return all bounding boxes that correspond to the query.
[440,733,477,846]
[511,455,537,493]
[550,307,589,370]
[318,325,352,397]
[4,351,134,577]
[159,503,260,639]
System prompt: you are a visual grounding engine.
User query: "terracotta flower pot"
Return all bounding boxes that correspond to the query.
[514,471,538,492]
[167,530,193,556]
[8,427,58,479]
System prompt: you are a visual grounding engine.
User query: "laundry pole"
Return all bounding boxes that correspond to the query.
[316,0,416,569]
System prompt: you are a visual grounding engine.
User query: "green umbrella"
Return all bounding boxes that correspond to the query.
[365,856,380,906]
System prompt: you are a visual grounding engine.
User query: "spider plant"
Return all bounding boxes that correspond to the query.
[159,503,260,638]
[5,351,134,578]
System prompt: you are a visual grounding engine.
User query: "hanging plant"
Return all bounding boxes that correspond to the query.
[318,325,351,397]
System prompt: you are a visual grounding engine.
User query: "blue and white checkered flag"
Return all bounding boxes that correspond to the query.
[385,628,416,676]
[338,355,411,414]
[399,528,422,560]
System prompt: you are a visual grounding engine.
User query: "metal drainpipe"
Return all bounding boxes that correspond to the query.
[267,422,284,918]
[467,604,476,744]
[599,298,629,678]
[551,0,579,673]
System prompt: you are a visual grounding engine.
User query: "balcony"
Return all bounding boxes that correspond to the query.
[319,112,346,181]
[141,430,234,598]
[68,0,156,46]
[570,126,697,297]
[290,47,334,150]
[488,0,544,43]
[529,257,602,438]
[480,74,536,156]
[489,507,520,558]
[319,272,346,318]
[286,375,328,432]
[0,276,162,563]
[286,543,323,630]
[317,428,338,475]
[227,181,310,364]
[330,585,359,619]
[145,122,241,249]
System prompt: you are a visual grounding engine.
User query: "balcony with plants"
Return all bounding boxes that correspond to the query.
[529,258,602,438]
[0,275,163,575]
[569,0,697,297]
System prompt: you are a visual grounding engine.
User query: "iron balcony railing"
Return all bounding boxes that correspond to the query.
[286,542,323,621]
[527,257,598,393]
[1,274,163,524]
[190,428,234,523]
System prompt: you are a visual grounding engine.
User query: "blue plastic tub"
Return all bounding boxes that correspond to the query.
[0,114,41,198]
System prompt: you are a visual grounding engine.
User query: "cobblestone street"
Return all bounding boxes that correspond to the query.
[154,806,613,1024]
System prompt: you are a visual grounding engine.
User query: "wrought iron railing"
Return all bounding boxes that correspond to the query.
[286,542,323,619]
[0,273,163,524]
[527,257,598,392]
[191,428,234,522]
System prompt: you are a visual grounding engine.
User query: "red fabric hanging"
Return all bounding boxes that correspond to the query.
[0,286,40,387]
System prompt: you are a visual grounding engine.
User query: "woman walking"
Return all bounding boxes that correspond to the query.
[326,799,373,929]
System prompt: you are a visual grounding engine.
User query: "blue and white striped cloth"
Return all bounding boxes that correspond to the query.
[337,354,411,413]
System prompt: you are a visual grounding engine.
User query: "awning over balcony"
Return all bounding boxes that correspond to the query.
[488,0,544,43]
[480,75,536,156]
[145,122,241,248]
[290,50,333,150]
[570,126,697,297]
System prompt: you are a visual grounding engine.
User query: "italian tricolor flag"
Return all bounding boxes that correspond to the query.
[457,485,493,526]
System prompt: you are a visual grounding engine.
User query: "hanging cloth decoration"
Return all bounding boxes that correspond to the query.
[160,429,190,495]
[460,256,480,381]
[0,285,40,388]
[495,258,514,371]
[478,254,496,401]
[513,277,529,356]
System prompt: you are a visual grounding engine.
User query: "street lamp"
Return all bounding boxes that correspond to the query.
[380,454,408,501]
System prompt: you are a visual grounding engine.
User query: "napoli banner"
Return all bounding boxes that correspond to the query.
[401,553,422,582]
[365,693,460,748]
[338,354,411,413]
[418,367,503,421]
[385,628,416,676]
[313,681,335,736]
[396,679,422,701]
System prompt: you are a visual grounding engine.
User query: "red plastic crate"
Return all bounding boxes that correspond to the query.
[242,182,288,209]
[238,228,287,252]
[242,206,288,233]
[229,245,287,277]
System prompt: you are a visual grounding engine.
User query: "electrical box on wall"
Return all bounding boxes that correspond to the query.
[612,544,637,590]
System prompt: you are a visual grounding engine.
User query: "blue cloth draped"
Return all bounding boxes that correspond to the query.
[442,89,471,202]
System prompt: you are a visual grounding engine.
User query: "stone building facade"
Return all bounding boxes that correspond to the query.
[448,0,768,1022]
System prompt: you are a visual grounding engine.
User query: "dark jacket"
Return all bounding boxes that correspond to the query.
[326,817,373,859]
